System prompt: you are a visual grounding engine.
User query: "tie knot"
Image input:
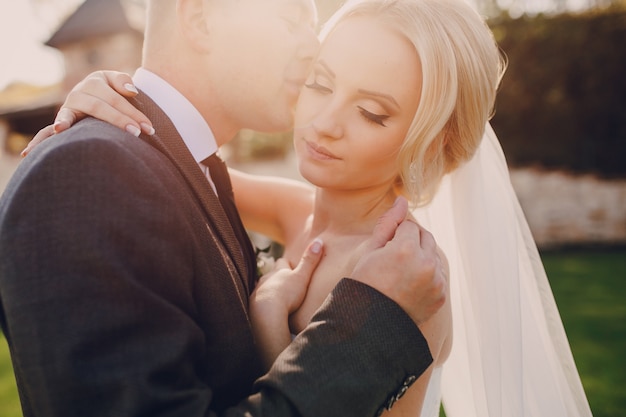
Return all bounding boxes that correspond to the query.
[201,152,231,198]
[202,153,224,170]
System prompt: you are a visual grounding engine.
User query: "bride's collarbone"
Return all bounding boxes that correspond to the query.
[288,233,369,332]
[292,232,369,277]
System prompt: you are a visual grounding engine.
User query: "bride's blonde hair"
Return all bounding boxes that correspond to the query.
[320,0,506,206]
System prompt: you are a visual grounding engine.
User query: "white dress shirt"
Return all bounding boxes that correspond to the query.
[133,68,219,192]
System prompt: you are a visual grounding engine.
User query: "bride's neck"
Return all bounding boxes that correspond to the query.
[310,187,398,236]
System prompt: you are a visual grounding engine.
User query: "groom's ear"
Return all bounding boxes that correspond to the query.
[176,0,213,54]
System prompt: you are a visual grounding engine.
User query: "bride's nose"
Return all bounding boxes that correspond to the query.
[311,106,344,140]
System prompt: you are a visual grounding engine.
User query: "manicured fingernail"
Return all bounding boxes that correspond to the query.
[311,238,323,254]
[141,122,155,135]
[124,83,138,94]
[53,120,66,133]
[125,124,141,137]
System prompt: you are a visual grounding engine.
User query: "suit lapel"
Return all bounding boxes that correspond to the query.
[128,92,252,297]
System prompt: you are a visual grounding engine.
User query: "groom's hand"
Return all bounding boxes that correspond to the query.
[350,197,446,326]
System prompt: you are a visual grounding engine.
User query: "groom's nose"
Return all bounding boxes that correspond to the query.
[296,25,320,61]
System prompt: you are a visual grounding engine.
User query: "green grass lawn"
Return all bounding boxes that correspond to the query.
[1,248,624,416]
[541,248,626,417]
[0,332,20,417]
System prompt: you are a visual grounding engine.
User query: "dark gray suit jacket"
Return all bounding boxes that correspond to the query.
[0,93,432,417]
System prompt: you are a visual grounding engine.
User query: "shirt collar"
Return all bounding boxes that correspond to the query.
[133,68,218,163]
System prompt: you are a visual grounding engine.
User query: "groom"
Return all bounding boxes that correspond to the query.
[0,1,445,416]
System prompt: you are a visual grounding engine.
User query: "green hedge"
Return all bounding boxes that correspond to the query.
[489,8,626,177]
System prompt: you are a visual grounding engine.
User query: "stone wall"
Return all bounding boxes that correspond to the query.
[511,168,626,248]
[230,151,626,249]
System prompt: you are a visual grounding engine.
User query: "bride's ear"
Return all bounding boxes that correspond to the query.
[176,0,212,54]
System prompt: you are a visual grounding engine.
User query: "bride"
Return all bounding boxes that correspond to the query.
[27,0,592,415]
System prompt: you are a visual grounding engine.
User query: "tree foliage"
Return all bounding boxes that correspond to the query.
[489,8,626,177]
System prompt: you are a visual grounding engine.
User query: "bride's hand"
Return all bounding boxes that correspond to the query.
[249,238,324,369]
[22,70,154,157]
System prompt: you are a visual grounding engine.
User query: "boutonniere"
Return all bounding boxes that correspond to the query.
[255,245,276,277]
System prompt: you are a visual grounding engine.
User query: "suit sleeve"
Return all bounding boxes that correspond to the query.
[0,130,432,417]
[225,279,433,417]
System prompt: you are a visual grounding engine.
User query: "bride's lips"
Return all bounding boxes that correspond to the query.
[304,140,340,161]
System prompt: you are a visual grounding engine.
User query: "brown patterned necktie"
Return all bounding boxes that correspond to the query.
[202,153,257,291]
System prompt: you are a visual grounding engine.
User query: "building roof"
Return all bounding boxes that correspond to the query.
[45,0,141,48]
[0,83,63,115]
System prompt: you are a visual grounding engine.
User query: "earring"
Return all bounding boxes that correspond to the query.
[409,162,418,185]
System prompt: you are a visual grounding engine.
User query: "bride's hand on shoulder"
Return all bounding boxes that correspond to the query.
[22,70,154,157]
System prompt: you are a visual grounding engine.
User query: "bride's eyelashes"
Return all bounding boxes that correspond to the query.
[304,75,389,127]
[357,106,389,126]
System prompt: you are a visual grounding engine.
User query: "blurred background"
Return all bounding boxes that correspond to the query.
[0,0,624,416]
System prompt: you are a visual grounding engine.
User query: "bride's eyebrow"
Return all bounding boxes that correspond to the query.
[357,88,400,110]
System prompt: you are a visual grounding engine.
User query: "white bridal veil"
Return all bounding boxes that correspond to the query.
[413,124,593,416]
